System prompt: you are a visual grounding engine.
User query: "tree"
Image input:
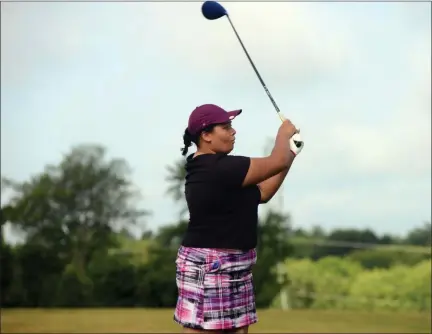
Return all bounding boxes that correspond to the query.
[254,209,293,307]
[88,252,139,307]
[165,159,188,219]
[348,248,430,269]
[135,243,178,307]
[310,225,327,239]
[12,243,66,307]
[405,222,431,246]
[311,228,380,259]
[154,220,188,250]
[2,144,149,285]
[0,237,15,306]
[379,233,396,245]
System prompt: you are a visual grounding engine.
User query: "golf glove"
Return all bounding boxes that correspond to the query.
[290,133,304,156]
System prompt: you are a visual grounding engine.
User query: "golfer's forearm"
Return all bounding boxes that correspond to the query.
[258,157,293,203]
[271,132,292,167]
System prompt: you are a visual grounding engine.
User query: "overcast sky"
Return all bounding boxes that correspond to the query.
[1,1,431,241]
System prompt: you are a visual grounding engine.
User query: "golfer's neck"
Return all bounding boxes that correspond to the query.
[196,147,216,156]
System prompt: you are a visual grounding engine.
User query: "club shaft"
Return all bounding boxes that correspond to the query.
[226,15,282,116]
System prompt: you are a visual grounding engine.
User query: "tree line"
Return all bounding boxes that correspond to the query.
[1,144,430,309]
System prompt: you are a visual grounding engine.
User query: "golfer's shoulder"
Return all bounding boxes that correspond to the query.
[213,153,251,170]
[209,154,252,185]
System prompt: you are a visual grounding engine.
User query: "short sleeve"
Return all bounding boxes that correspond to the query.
[214,154,251,188]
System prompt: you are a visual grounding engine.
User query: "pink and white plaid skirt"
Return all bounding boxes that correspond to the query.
[173,246,258,330]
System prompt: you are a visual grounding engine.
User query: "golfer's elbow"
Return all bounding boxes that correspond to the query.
[260,195,274,204]
[260,197,270,204]
[257,185,273,204]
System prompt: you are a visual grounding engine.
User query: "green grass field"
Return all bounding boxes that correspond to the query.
[2,308,431,333]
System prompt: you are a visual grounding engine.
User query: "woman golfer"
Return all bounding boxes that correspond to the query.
[174,104,304,333]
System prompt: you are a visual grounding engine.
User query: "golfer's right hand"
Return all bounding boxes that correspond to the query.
[278,119,298,139]
[278,119,304,156]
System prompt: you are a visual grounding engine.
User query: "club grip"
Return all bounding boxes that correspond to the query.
[278,112,286,122]
[278,112,303,147]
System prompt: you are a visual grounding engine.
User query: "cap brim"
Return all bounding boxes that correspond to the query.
[226,109,242,121]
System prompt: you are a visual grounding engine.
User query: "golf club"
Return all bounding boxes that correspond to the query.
[201,1,303,147]
[201,1,302,147]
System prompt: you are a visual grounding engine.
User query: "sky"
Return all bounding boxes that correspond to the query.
[1,1,431,242]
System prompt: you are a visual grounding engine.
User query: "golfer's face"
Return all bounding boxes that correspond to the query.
[213,122,236,153]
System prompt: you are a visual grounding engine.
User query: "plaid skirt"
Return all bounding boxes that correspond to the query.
[174,246,258,330]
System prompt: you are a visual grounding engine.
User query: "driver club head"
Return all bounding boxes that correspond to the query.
[201,1,228,20]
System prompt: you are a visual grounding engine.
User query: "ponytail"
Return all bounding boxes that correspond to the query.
[180,124,217,156]
[181,128,193,156]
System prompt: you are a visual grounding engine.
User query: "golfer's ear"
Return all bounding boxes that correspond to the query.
[242,157,286,187]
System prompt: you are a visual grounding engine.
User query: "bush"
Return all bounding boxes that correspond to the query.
[403,260,431,311]
[279,257,362,309]
[274,257,431,312]
[312,257,363,309]
[279,259,316,309]
[55,264,94,307]
[348,260,431,311]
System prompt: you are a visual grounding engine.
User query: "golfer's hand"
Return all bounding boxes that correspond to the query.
[290,132,304,156]
[277,118,304,156]
[278,119,298,138]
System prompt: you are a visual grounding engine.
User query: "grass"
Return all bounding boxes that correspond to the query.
[2,308,431,333]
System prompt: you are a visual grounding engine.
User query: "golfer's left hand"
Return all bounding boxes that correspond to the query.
[290,132,304,156]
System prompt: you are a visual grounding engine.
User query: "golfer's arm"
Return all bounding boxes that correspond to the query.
[257,155,295,203]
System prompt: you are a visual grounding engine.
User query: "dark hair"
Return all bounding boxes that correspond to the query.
[181,124,217,156]
[181,129,196,156]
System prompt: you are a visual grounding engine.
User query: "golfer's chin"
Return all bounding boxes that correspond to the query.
[225,143,235,154]
[217,141,235,154]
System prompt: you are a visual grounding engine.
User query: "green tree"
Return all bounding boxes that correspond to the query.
[0,200,15,306]
[8,243,66,307]
[154,220,188,249]
[311,228,380,259]
[404,222,431,246]
[2,144,148,288]
[165,158,188,218]
[88,252,139,307]
[348,248,430,269]
[379,233,396,245]
[135,242,178,307]
[310,225,327,238]
[0,239,15,306]
[254,209,293,307]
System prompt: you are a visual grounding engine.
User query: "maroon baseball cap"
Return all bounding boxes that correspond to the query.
[187,104,242,135]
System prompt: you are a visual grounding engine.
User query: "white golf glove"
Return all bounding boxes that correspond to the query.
[290,133,304,156]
